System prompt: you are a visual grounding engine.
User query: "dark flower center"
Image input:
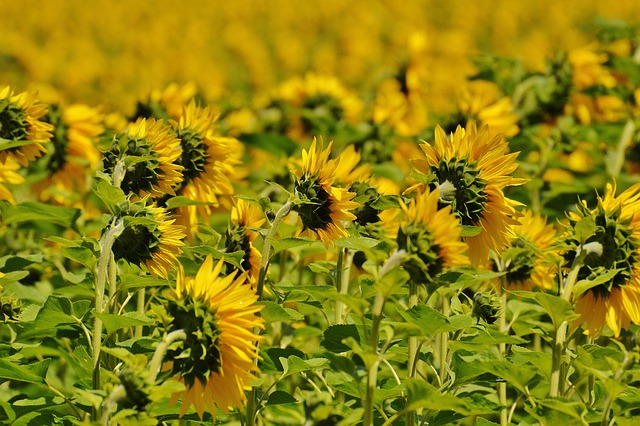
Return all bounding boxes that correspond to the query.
[429,156,488,226]
[43,105,69,173]
[397,223,443,284]
[176,128,208,183]
[294,176,333,231]
[225,224,254,275]
[0,99,28,142]
[102,135,160,195]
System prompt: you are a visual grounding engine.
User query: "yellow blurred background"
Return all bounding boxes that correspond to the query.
[2,0,639,113]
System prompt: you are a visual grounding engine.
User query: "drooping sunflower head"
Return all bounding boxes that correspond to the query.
[0,86,53,167]
[165,256,264,418]
[396,188,469,285]
[34,103,104,203]
[111,201,185,279]
[224,199,266,286]
[562,182,640,337]
[131,82,198,121]
[291,139,360,247]
[411,121,526,266]
[493,210,560,291]
[442,80,519,138]
[102,118,183,198]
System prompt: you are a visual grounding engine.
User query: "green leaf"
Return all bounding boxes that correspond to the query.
[184,246,245,270]
[238,132,298,156]
[118,274,169,292]
[0,201,80,228]
[281,355,329,378]
[334,236,381,251]
[61,246,97,270]
[259,301,305,323]
[511,345,552,378]
[34,295,78,328]
[399,305,473,336]
[93,311,156,335]
[270,237,319,255]
[322,324,361,353]
[0,137,43,151]
[0,253,43,271]
[509,291,578,328]
[93,180,126,214]
[264,348,306,372]
[165,196,214,209]
[460,225,483,237]
[406,379,471,415]
[266,390,298,405]
[572,268,621,298]
[0,358,51,385]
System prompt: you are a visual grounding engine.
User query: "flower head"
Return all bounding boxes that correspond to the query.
[291,139,359,247]
[166,256,264,418]
[112,201,185,279]
[102,118,183,198]
[563,182,640,337]
[396,188,469,284]
[224,199,266,286]
[0,86,53,166]
[411,122,526,265]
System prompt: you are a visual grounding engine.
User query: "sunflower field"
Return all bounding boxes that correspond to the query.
[3,1,640,425]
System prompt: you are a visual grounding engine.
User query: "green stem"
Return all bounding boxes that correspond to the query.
[135,289,145,338]
[92,219,124,420]
[439,293,450,382]
[407,282,419,426]
[100,384,127,426]
[364,292,385,426]
[499,289,508,426]
[147,329,188,384]
[335,248,353,324]
[549,257,581,397]
[610,119,636,179]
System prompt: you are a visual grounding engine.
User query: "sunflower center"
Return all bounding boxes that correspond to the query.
[574,210,637,299]
[396,223,443,284]
[501,238,537,283]
[112,223,159,264]
[167,297,222,387]
[348,181,382,226]
[176,128,208,183]
[43,105,69,173]
[0,99,29,142]
[102,136,161,195]
[441,112,471,135]
[430,157,488,226]
[294,176,333,231]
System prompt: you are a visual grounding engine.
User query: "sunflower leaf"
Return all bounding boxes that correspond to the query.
[0,201,80,229]
[460,225,483,237]
[238,132,298,156]
[509,291,578,328]
[93,181,126,215]
[572,268,622,298]
[266,390,298,405]
[259,301,305,323]
[334,236,381,251]
[0,358,51,385]
[93,311,155,335]
[165,196,214,209]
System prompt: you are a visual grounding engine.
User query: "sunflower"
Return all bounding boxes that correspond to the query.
[166,256,264,418]
[102,118,183,198]
[563,182,640,337]
[33,103,104,204]
[396,188,469,284]
[168,101,239,235]
[111,201,185,279]
[411,121,526,266]
[279,73,363,140]
[494,210,559,291]
[568,43,617,91]
[0,86,53,166]
[0,158,25,203]
[291,139,360,247]
[224,199,266,287]
[444,80,520,138]
[131,82,198,121]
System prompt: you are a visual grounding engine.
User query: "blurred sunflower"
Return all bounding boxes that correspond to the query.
[494,210,559,291]
[131,82,198,121]
[396,188,469,284]
[166,256,264,418]
[168,101,238,236]
[411,121,526,265]
[102,118,183,198]
[563,182,640,337]
[291,139,359,247]
[33,104,104,204]
[224,199,266,287]
[443,80,520,138]
[0,158,25,203]
[112,201,185,279]
[279,73,363,139]
[0,86,53,166]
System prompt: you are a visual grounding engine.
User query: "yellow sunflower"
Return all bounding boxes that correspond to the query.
[132,82,198,121]
[0,158,25,203]
[450,80,520,138]
[411,121,526,266]
[494,210,559,291]
[564,182,640,337]
[102,118,183,199]
[167,256,264,418]
[291,139,360,247]
[224,198,266,287]
[112,202,185,279]
[396,188,469,284]
[169,101,239,236]
[0,85,53,166]
[33,103,104,204]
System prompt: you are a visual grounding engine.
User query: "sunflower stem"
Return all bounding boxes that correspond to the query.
[256,201,291,300]
[147,329,188,384]
[364,291,385,426]
[549,254,582,397]
[135,289,145,338]
[439,292,450,382]
[100,384,127,426]
[335,248,352,324]
[92,218,124,421]
[406,281,419,426]
[499,288,508,426]
[610,119,635,179]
